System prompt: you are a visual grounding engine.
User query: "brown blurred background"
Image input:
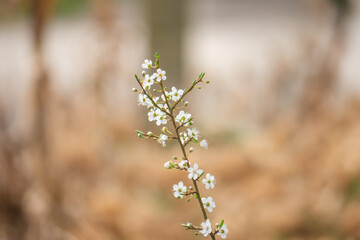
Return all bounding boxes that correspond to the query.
[1,0,360,239]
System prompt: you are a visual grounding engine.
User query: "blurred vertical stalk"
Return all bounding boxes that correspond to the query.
[148,0,184,86]
[31,0,56,162]
[29,1,56,239]
[90,0,119,102]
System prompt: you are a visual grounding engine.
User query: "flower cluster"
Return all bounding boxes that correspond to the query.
[133,53,228,239]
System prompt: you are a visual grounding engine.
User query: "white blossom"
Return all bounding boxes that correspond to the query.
[175,110,192,126]
[142,59,152,69]
[154,68,166,82]
[202,196,216,212]
[169,87,184,101]
[138,94,151,106]
[155,109,167,126]
[157,102,169,112]
[173,181,187,199]
[187,127,200,141]
[158,134,168,147]
[217,224,228,239]
[200,139,208,149]
[202,173,215,189]
[147,108,159,122]
[161,91,171,101]
[179,132,190,144]
[164,161,172,169]
[200,219,212,237]
[179,160,188,169]
[142,74,154,89]
[187,163,203,180]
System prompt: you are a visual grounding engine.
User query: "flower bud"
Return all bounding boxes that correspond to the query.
[164,161,172,169]
[184,101,189,106]
[189,147,194,152]
[173,156,178,160]
[132,88,138,92]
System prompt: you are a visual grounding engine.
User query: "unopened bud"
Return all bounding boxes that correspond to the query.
[184,101,189,106]
[189,147,194,152]
[173,156,178,160]
[132,88,138,92]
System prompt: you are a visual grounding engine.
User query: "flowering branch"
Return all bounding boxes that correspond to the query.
[133,53,228,239]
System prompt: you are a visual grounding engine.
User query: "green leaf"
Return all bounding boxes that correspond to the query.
[198,171,205,179]
[194,193,198,199]
[154,52,159,59]
[219,219,224,228]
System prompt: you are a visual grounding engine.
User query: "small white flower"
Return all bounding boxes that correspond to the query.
[142,74,154,89]
[217,224,229,239]
[161,90,171,101]
[142,59,152,69]
[138,94,151,106]
[202,173,215,189]
[147,108,158,122]
[164,161,172,169]
[201,196,216,212]
[158,134,168,147]
[175,110,192,126]
[179,160,188,169]
[173,181,187,199]
[155,68,166,82]
[169,86,184,102]
[200,139,208,149]
[179,132,189,144]
[157,102,169,112]
[187,127,200,141]
[187,163,203,180]
[154,109,167,126]
[200,219,212,237]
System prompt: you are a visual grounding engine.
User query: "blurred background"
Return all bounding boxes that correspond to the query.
[1,0,360,239]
